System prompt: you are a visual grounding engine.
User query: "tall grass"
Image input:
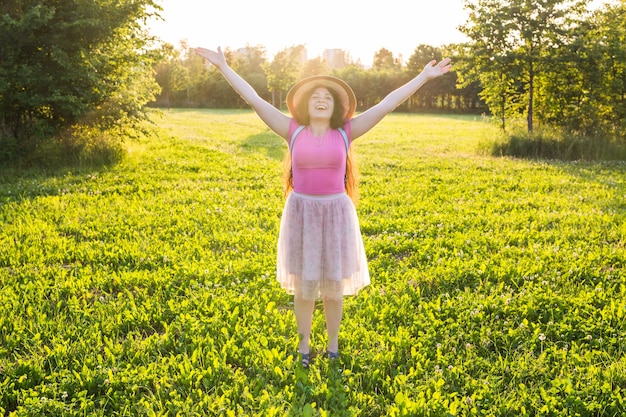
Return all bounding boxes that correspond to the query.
[0,110,624,416]
[482,118,626,161]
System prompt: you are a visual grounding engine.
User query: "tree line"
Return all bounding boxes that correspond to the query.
[0,0,624,166]
[153,43,482,115]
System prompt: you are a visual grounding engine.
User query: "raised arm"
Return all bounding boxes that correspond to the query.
[350,58,452,140]
[195,47,291,139]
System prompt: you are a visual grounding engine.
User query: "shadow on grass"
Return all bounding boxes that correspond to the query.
[240,131,287,161]
[0,161,116,206]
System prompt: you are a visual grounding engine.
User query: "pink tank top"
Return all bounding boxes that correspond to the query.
[287,119,352,195]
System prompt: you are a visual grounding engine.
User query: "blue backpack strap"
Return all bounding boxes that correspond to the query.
[289,125,306,153]
[338,127,350,186]
[338,127,349,154]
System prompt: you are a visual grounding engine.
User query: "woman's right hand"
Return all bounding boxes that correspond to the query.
[192,45,290,138]
[195,46,227,69]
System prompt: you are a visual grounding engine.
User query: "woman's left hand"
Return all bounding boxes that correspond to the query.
[422,58,452,79]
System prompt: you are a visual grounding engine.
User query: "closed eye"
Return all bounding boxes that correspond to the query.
[311,94,333,100]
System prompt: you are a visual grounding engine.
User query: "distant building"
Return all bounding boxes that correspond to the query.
[236,47,254,58]
[292,47,307,65]
[323,49,348,70]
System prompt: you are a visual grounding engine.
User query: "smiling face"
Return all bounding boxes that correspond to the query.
[307,87,335,121]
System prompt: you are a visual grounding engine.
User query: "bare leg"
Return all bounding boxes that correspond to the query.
[294,296,315,354]
[323,298,343,353]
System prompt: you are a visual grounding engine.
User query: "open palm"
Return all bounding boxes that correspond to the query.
[422,58,452,79]
[194,46,226,69]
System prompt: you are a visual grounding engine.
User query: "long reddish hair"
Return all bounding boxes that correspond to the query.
[283,85,359,204]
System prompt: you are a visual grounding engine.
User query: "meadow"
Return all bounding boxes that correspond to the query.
[0,109,624,416]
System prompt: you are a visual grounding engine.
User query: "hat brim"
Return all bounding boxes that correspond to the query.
[286,75,356,124]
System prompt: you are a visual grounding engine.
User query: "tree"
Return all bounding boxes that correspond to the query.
[265,45,304,108]
[233,44,267,75]
[0,0,160,160]
[154,43,189,108]
[545,1,625,139]
[180,44,212,106]
[458,0,589,132]
[333,64,368,110]
[373,48,401,71]
[406,45,444,110]
[600,1,626,139]
[230,45,270,104]
[301,58,329,78]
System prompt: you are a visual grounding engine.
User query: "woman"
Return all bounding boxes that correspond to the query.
[195,46,451,368]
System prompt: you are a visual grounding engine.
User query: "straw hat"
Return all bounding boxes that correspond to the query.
[286,75,357,123]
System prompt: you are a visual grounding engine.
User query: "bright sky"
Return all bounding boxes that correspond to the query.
[146,0,470,65]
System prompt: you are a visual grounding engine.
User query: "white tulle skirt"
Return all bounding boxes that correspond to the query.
[276,192,370,301]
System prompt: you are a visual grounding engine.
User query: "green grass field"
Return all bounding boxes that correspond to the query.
[1,109,625,416]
